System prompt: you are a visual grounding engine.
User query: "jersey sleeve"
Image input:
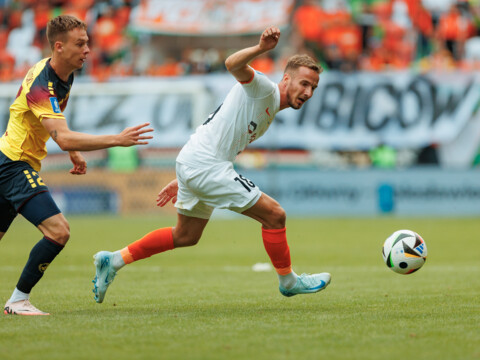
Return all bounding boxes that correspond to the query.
[241,69,276,99]
[26,81,66,121]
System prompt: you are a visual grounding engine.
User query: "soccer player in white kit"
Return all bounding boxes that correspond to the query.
[92,26,331,303]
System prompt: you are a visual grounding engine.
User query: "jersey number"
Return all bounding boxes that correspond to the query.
[24,170,46,189]
[234,175,255,192]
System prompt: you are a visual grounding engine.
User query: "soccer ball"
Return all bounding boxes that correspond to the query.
[382,230,427,274]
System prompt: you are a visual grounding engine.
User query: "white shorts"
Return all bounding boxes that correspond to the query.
[174,161,261,219]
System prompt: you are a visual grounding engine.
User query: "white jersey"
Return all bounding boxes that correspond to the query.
[177,69,280,167]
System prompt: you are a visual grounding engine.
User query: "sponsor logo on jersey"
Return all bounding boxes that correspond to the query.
[49,97,61,113]
[248,121,258,143]
[248,121,257,134]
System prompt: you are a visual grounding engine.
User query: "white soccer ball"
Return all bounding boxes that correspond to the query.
[382,229,427,274]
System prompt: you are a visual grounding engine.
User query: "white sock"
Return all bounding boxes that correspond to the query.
[8,288,29,303]
[278,271,298,289]
[112,251,126,271]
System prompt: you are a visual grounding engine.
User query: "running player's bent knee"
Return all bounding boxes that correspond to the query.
[45,220,70,245]
[56,227,70,245]
[264,206,286,229]
[173,232,200,248]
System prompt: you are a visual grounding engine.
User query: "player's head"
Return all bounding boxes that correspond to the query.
[280,54,322,110]
[47,15,89,70]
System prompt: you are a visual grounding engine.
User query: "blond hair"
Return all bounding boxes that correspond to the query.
[284,54,323,74]
[46,15,87,50]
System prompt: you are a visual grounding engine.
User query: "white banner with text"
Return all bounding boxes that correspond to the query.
[1,71,479,155]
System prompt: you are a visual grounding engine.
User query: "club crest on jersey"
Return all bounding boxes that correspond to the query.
[49,97,61,113]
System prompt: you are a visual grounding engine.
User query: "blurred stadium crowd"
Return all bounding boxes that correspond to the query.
[1,0,480,82]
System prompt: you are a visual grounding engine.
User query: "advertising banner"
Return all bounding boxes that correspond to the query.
[263,71,480,150]
[239,168,480,216]
[1,71,479,155]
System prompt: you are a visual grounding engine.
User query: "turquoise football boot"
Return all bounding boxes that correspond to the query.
[92,251,117,303]
[279,272,331,297]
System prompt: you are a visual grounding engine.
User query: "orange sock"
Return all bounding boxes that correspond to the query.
[262,227,292,275]
[120,227,174,264]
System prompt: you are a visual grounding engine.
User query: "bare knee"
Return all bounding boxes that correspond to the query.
[50,221,70,245]
[172,226,202,248]
[39,216,70,245]
[56,224,70,245]
[263,204,286,229]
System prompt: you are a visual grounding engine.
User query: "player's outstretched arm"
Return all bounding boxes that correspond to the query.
[225,26,280,83]
[157,179,178,207]
[42,118,153,151]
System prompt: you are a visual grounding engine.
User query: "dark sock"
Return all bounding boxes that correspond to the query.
[15,237,64,294]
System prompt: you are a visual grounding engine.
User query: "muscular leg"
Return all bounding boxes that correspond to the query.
[242,192,298,288]
[9,195,69,305]
[2,175,67,313]
[37,213,70,245]
[242,192,286,229]
[242,192,331,296]
[122,213,209,263]
[92,213,209,303]
[172,213,209,247]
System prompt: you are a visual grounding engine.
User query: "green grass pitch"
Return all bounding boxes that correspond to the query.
[0,215,479,360]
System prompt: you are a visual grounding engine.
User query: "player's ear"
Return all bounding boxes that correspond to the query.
[54,41,63,53]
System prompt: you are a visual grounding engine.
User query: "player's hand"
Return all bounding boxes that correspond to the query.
[118,122,154,146]
[157,178,179,207]
[69,151,87,175]
[259,26,280,52]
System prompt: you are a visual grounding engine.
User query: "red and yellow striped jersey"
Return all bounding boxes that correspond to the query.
[0,58,73,171]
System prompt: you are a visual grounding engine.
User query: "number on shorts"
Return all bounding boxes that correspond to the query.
[23,170,46,189]
[234,175,255,192]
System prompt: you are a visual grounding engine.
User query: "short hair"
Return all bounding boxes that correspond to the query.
[46,15,87,50]
[284,54,323,75]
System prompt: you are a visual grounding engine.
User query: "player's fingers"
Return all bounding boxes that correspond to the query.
[267,26,279,38]
[157,192,168,200]
[132,122,151,130]
[157,198,168,207]
[266,26,277,35]
[137,128,154,134]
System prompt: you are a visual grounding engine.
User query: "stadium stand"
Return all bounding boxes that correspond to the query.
[1,0,480,81]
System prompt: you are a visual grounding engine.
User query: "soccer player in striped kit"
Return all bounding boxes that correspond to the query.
[93,26,331,303]
[1,15,153,315]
